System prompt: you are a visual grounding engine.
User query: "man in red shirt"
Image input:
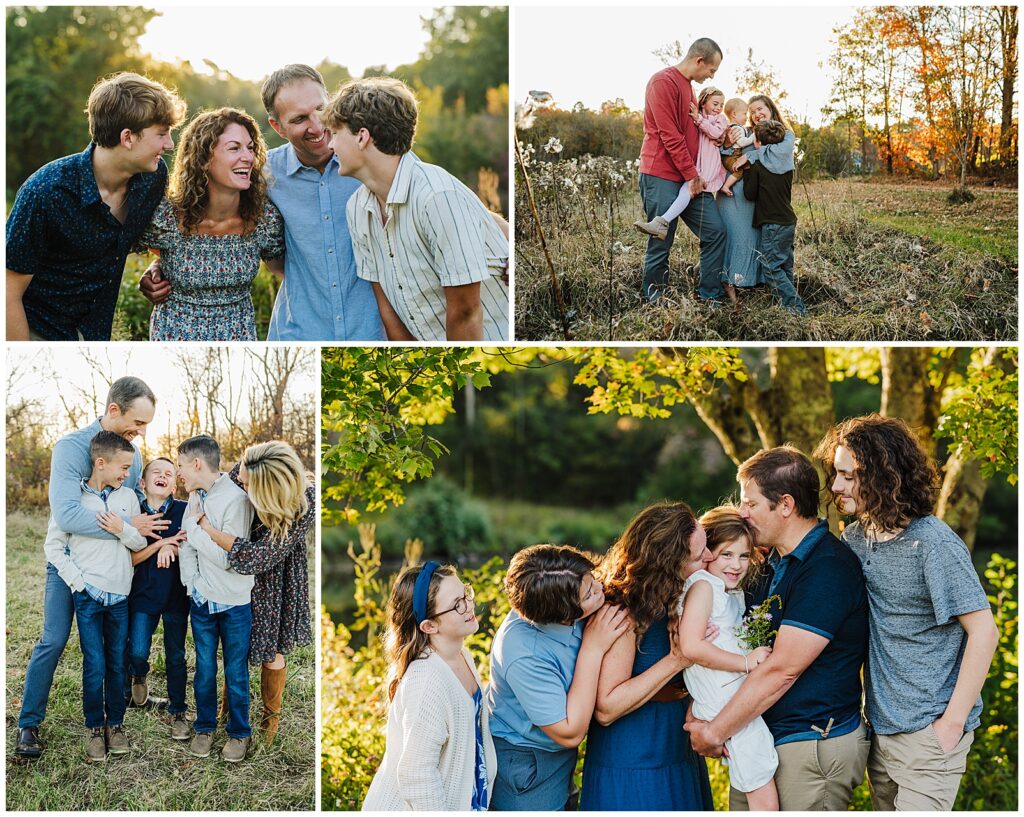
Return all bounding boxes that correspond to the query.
[639,38,727,305]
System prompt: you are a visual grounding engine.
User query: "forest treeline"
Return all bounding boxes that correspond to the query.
[6,5,509,208]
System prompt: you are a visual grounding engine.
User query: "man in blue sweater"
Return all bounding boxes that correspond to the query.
[14,376,169,759]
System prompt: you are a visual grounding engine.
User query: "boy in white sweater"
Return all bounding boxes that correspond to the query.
[176,435,255,763]
[43,430,148,762]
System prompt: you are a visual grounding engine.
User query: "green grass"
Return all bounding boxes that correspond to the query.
[800,180,1018,261]
[5,511,315,810]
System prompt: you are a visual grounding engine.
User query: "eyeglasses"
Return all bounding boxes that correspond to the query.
[434,584,476,617]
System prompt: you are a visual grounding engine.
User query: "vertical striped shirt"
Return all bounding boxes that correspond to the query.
[347,151,509,341]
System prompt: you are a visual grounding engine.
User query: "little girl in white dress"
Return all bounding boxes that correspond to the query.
[676,506,780,809]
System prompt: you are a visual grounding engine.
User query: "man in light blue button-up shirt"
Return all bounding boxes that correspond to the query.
[140,65,385,341]
[263,64,385,341]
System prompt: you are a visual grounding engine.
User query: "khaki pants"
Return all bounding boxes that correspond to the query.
[867,726,974,811]
[730,721,870,811]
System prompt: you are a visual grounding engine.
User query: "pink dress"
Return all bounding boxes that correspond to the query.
[694,113,729,193]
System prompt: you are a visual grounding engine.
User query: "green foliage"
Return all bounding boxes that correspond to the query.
[936,348,1019,483]
[321,348,493,524]
[956,554,1018,810]
[374,476,493,559]
[521,108,644,161]
[6,6,157,193]
[402,6,508,114]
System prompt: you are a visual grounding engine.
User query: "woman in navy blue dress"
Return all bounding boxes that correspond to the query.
[581,501,717,810]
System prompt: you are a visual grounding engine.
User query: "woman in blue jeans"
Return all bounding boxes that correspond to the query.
[581,502,716,810]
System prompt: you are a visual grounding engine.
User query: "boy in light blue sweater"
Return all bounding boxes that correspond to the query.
[43,430,148,762]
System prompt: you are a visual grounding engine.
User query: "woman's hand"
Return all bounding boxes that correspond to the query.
[97,511,124,535]
[582,604,630,654]
[689,101,700,123]
[748,646,772,669]
[731,154,750,171]
[197,513,212,532]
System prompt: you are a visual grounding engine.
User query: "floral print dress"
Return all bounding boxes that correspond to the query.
[138,198,285,340]
[226,463,313,664]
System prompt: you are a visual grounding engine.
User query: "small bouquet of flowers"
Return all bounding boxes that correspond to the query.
[735,594,780,651]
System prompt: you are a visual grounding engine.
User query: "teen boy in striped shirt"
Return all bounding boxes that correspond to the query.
[324,77,509,341]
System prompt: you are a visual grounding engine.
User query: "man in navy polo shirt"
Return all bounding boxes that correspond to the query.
[6,72,186,341]
[686,446,869,811]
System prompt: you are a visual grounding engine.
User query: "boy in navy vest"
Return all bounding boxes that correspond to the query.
[125,458,190,739]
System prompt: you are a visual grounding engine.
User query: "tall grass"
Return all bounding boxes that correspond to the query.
[514,155,1018,342]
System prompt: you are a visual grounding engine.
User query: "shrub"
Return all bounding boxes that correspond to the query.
[373,477,493,558]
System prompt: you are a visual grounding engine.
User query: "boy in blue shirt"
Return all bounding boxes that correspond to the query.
[43,431,149,762]
[125,457,190,739]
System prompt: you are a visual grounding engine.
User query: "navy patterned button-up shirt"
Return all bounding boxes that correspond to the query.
[6,143,167,340]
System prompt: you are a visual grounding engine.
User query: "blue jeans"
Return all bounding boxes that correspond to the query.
[639,174,727,302]
[19,563,75,728]
[491,736,578,810]
[190,599,252,739]
[125,610,189,714]
[74,592,130,729]
[758,223,806,315]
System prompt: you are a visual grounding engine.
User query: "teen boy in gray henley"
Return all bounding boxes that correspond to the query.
[816,415,998,811]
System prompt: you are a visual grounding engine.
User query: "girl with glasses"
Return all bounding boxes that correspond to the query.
[362,562,495,810]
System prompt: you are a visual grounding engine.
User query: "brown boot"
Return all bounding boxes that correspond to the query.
[217,678,229,723]
[259,665,287,745]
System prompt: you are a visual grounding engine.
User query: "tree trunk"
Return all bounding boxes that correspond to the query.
[880,347,942,456]
[763,348,835,455]
[999,6,1018,161]
[935,455,986,551]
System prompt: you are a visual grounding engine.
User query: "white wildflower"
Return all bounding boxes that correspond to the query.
[543,137,564,155]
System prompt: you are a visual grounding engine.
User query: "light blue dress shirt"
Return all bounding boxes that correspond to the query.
[487,610,585,752]
[265,144,385,341]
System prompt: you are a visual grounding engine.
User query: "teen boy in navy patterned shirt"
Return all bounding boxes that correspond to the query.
[6,72,186,340]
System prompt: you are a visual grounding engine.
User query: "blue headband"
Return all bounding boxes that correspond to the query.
[412,561,441,624]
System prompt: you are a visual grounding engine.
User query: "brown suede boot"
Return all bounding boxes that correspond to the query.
[217,679,229,723]
[259,665,287,745]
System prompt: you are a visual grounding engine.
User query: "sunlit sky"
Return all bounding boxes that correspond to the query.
[137,5,437,81]
[515,5,857,127]
[6,346,317,458]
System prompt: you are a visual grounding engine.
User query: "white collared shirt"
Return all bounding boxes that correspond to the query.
[347,151,509,341]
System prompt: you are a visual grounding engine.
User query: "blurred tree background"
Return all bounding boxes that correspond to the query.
[6,5,508,339]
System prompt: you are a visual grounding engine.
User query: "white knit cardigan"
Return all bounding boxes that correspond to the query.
[362,648,497,811]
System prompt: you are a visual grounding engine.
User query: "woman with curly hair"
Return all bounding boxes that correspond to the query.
[194,441,313,744]
[580,501,716,810]
[137,107,284,340]
[815,415,998,810]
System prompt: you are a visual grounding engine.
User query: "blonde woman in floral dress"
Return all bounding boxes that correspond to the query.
[196,441,313,743]
[137,108,284,340]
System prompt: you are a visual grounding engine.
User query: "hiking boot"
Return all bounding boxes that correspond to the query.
[171,713,190,741]
[130,675,149,707]
[85,727,107,762]
[634,215,670,241]
[106,724,129,755]
[15,726,43,760]
[221,736,249,763]
[189,732,214,758]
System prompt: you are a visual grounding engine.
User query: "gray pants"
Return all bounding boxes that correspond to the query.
[639,173,726,302]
